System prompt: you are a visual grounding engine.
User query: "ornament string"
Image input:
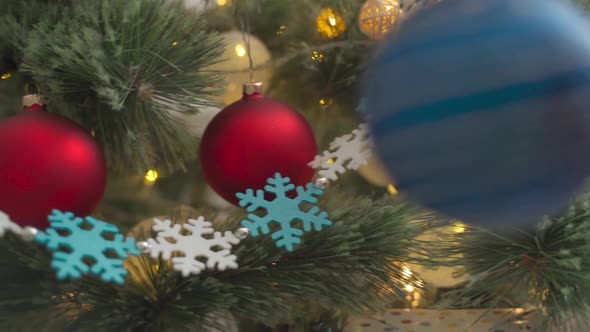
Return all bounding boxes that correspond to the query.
[237,6,255,82]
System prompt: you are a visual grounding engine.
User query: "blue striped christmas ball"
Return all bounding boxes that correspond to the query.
[366,0,590,228]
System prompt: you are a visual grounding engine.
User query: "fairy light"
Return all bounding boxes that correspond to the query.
[235,43,247,57]
[453,222,466,233]
[403,267,412,278]
[387,184,398,196]
[276,25,288,35]
[316,8,346,39]
[311,51,325,62]
[0,72,11,80]
[145,169,159,183]
[328,14,337,27]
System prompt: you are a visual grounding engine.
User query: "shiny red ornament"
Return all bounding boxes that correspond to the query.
[200,85,317,205]
[0,112,107,229]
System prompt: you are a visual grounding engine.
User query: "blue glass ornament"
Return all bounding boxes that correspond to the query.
[366,0,590,228]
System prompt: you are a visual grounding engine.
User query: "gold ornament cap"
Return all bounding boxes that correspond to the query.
[243,82,264,96]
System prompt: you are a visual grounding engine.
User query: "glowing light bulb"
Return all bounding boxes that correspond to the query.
[403,267,412,278]
[328,14,337,27]
[145,169,159,182]
[0,72,11,80]
[312,51,325,62]
[217,0,227,5]
[235,43,247,57]
[387,184,398,196]
[277,25,288,35]
[405,284,415,292]
[453,222,466,233]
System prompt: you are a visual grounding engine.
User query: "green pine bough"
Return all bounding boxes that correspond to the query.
[0,197,432,331]
[445,192,590,331]
[2,0,224,173]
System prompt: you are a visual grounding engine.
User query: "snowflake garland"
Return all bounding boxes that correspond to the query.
[35,210,140,285]
[309,124,372,181]
[0,211,22,237]
[237,173,332,252]
[146,217,241,277]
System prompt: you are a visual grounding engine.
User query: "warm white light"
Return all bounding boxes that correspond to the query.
[405,284,415,292]
[453,222,466,233]
[387,184,398,196]
[403,267,412,278]
[145,169,159,182]
[328,14,337,27]
[235,44,247,57]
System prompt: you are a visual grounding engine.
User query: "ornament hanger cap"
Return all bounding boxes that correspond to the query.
[22,94,47,112]
[243,82,264,97]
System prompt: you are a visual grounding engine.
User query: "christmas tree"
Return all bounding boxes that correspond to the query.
[1,0,590,331]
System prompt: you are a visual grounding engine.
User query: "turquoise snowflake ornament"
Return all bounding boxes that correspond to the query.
[237,173,332,252]
[35,210,140,285]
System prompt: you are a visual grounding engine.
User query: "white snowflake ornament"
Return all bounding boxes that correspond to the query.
[146,217,241,277]
[0,211,21,237]
[309,124,372,181]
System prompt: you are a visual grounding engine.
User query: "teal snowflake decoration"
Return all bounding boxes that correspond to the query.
[237,173,332,252]
[35,210,140,285]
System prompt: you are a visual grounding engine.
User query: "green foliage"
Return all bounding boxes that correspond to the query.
[0,197,433,331]
[447,194,590,331]
[3,0,224,173]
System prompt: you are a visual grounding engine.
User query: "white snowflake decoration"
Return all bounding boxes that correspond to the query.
[0,211,21,237]
[146,217,241,277]
[309,124,372,181]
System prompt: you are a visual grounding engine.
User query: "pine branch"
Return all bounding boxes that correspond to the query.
[446,194,590,331]
[18,0,224,173]
[0,195,435,331]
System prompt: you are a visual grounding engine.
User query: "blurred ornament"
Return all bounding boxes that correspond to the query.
[128,205,201,238]
[206,31,272,106]
[182,0,222,11]
[0,110,106,229]
[358,153,393,187]
[407,224,468,288]
[166,105,221,138]
[316,8,347,39]
[22,94,47,112]
[200,82,317,205]
[366,0,590,228]
[358,0,402,40]
[204,185,233,210]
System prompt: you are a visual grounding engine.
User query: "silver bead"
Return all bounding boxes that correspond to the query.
[136,241,152,254]
[234,227,250,240]
[314,177,329,190]
[20,227,38,242]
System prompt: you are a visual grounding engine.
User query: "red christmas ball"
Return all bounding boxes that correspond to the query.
[200,88,317,205]
[0,112,107,229]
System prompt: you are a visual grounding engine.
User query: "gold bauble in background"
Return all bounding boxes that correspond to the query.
[407,224,468,288]
[166,105,221,139]
[358,154,393,187]
[316,8,347,39]
[207,31,272,106]
[358,0,403,40]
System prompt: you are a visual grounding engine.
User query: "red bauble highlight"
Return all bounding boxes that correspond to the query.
[200,93,317,205]
[0,112,107,229]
